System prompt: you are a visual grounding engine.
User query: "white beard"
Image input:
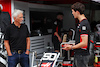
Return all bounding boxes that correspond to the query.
[20,21,24,24]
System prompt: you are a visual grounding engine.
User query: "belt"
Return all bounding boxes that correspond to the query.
[11,50,25,54]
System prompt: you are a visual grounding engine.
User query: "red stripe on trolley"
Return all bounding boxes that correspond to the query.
[95,45,100,47]
[62,64,73,66]
[95,65,100,67]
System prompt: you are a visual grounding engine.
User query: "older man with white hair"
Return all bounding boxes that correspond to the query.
[4,9,30,67]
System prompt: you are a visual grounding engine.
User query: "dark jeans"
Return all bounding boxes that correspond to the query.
[8,52,29,67]
[73,55,89,67]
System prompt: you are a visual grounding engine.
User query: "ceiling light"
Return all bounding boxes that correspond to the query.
[92,0,100,3]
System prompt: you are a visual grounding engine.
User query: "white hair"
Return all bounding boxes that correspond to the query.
[0,4,3,10]
[12,9,23,18]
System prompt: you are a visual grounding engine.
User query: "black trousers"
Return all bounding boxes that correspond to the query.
[52,36,61,51]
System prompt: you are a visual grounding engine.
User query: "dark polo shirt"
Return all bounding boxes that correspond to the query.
[4,23,29,51]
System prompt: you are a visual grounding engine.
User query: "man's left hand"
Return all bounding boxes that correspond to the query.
[62,44,72,51]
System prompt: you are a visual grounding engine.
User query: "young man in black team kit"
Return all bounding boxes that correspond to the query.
[52,12,63,52]
[62,2,90,67]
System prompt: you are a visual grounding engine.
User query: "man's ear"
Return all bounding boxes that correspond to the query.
[76,11,80,14]
[14,17,17,20]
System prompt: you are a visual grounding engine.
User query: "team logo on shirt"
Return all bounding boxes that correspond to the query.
[82,26,86,30]
[54,21,57,25]
[78,24,80,28]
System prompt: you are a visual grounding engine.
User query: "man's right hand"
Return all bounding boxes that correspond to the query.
[8,53,12,56]
[4,40,12,56]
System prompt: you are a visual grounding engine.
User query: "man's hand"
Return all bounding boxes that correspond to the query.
[8,53,12,56]
[25,50,30,55]
[62,44,72,51]
[4,40,12,56]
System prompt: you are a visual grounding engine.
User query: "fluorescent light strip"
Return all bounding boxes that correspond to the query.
[92,0,100,3]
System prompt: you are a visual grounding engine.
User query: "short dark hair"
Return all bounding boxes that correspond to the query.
[71,2,85,14]
[56,12,64,16]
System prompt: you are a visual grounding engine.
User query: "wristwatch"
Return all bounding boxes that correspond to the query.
[26,49,30,51]
[71,45,73,50]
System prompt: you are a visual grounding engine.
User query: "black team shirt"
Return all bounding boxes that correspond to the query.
[4,23,29,51]
[74,19,90,56]
[52,19,62,41]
